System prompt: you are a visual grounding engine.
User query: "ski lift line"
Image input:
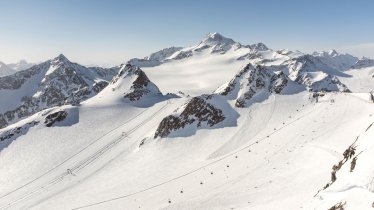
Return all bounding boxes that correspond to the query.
[71,107,315,210]
[0,102,173,210]
[72,103,170,174]
[0,101,171,202]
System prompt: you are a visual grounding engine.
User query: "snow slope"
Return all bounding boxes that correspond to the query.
[141,33,302,96]
[0,33,373,210]
[0,90,372,210]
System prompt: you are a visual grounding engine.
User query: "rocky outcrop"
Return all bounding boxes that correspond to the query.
[44,110,68,127]
[219,64,289,107]
[111,64,162,101]
[308,75,350,93]
[154,95,225,138]
[124,70,153,101]
[0,121,39,142]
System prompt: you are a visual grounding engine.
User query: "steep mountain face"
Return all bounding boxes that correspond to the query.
[111,64,162,101]
[309,121,374,210]
[154,94,225,138]
[286,55,350,92]
[312,49,358,71]
[218,64,291,107]
[7,60,35,72]
[0,61,15,77]
[154,63,293,138]
[91,63,163,106]
[0,54,118,129]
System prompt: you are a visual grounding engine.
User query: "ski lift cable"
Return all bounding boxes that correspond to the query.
[0,103,172,210]
[71,107,315,210]
[0,102,170,200]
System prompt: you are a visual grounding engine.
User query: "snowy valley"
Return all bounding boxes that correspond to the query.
[0,33,374,210]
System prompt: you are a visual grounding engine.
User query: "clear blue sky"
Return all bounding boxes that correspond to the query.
[1,0,373,66]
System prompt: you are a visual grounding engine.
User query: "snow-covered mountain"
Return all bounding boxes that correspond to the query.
[0,54,119,129]
[312,49,358,71]
[88,63,165,107]
[128,47,183,67]
[285,54,351,92]
[7,60,35,72]
[0,33,374,210]
[351,57,374,69]
[0,61,15,77]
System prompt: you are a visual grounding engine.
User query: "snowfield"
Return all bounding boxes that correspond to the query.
[0,33,374,210]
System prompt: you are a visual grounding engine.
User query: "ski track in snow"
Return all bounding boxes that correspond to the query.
[69,99,316,210]
[0,101,172,210]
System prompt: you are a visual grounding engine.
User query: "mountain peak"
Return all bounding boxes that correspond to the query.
[328,49,338,56]
[53,54,70,63]
[200,32,235,46]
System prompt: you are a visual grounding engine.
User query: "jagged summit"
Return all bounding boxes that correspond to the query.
[52,53,70,64]
[248,42,269,51]
[198,32,236,46]
[94,63,163,104]
[328,49,338,56]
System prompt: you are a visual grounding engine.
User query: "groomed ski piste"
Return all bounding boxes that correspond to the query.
[1,33,374,210]
[1,91,373,210]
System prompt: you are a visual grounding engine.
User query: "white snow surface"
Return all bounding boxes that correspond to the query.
[0,33,374,210]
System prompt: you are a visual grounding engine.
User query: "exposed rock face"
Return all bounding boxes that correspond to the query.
[0,54,118,129]
[219,64,289,107]
[247,42,269,52]
[304,74,350,93]
[154,95,225,138]
[111,64,162,101]
[172,51,193,60]
[44,110,68,127]
[124,70,153,101]
[286,55,350,92]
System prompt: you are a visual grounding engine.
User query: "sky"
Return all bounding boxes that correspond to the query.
[0,0,373,66]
